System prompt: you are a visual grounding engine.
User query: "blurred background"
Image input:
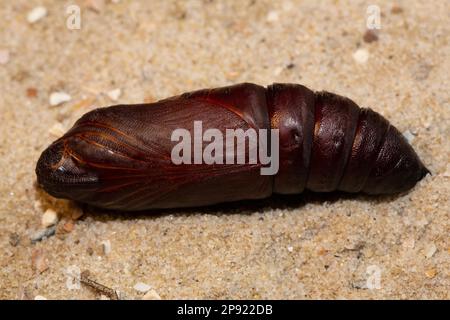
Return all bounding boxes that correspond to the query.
[0,0,448,299]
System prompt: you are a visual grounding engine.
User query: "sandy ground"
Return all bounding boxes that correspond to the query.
[0,0,448,299]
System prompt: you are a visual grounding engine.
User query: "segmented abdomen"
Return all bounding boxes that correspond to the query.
[267,83,428,195]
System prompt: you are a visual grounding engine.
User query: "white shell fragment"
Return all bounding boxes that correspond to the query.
[133,282,152,293]
[353,48,369,64]
[266,11,279,22]
[49,92,71,106]
[27,6,47,24]
[402,130,415,144]
[41,209,59,228]
[106,88,122,101]
[101,240,112,255]
[424,243,437,258]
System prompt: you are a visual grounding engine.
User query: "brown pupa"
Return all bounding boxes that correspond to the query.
[36,83,429,210]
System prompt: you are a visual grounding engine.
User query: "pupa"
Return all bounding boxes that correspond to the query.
[36,83,429,210]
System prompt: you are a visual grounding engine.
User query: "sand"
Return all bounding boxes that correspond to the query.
[0,0,448,299]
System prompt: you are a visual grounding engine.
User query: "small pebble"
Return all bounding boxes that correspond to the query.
[31,248,49,274]
[9,232,20,247]
[101,240,111,255]
[363,30,379,43]
[391,6,403,14]
[41,208,59,228]
[49,91,72,106]
[27,6,47,24]
[425,268,437,279]
[286,63,295,69]
[34,295,47,300]
[142,289,161,300]
[402,130,415,144]
[353,48,369,64]
[48,123,66,138]
[30,225,56,243]
[225,71,240,81]
[85,0,105,13]
[0,49,10,65]
[424,243,437,258]
[133,282,152,293]
[106,88,122,101]
[266,11,279,22]
[62,220,75,233]
[26,87,38,98]
[287,246,294,252]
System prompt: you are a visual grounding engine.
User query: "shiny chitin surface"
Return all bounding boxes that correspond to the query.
[36,83,429,210]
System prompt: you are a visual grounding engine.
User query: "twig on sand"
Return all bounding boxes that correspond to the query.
[80,270,119,300]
